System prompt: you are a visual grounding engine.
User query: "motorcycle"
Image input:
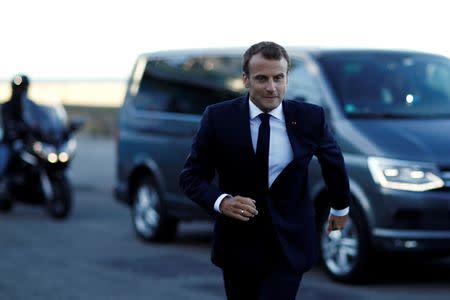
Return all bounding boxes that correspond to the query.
[0,97,84,219]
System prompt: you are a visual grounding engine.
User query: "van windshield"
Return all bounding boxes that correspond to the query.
[137,55,244,115]
[317,51,450,118]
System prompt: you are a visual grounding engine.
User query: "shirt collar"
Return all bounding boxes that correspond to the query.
[249,98,284,121]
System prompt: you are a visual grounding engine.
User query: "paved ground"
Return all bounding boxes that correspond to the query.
[0,135,449,300]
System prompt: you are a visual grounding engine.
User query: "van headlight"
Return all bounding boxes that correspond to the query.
[367,157,444,192]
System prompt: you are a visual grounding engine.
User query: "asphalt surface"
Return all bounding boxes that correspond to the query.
[0,135,449,300]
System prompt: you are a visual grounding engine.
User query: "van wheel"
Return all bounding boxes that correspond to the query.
[318,203,372,283]
[132,177,178,242]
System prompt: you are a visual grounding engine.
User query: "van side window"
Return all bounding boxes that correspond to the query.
[424,63,450,99]
[285,59,322,105]
[133,80,171,112]
[133,56,243,115]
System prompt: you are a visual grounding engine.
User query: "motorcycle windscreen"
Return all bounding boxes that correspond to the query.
[22,98,69,144]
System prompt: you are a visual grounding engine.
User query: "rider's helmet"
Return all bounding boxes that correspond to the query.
[11,74,30,95]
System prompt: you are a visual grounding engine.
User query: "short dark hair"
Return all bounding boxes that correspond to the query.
[242,41,291,75]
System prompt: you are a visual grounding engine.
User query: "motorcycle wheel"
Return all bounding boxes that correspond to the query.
[46,175,72,219]
[0,198,13,213]
[0,179,12,213]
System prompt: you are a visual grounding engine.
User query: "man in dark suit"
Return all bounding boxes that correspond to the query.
[179,42,350,300]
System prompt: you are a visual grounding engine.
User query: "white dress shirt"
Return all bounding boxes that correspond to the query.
[214,100,349,216]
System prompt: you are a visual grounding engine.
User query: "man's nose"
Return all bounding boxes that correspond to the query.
[265,79,276,92]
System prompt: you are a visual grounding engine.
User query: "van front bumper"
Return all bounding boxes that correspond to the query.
[373,228,450,252]
[369,187,450,252]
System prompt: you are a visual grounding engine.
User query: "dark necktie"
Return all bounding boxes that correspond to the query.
[256,113,271,190]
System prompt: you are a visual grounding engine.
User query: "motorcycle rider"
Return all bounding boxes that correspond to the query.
[0,74,80,217]
[0,74,32,196]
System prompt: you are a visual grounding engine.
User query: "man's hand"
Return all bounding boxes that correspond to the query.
[327,214,349,233]
[219,195,258,221]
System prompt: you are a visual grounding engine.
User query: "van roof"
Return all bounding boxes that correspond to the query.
[139,47,447,60]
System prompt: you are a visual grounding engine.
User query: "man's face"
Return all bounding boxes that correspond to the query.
[243,53,288,112]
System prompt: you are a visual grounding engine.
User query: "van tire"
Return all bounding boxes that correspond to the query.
[131,177,178,242]
[318,200,373,283]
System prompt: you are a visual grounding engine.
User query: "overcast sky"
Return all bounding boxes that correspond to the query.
[0,0,448,80]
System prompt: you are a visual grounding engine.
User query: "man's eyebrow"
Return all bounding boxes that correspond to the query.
[255,73,285,76]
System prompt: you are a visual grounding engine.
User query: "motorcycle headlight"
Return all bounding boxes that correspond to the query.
[33,141,61,163]
[33,141,43,154]
[32,140,76,163]
[368,157,444,192]
[60,139,77,157]
[33,142,56,159]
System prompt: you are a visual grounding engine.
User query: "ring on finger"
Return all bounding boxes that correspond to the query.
[240,209,244,215]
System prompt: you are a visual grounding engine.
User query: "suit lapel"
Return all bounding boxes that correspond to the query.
[232,97,302,165]
[235,98,302,160]
[234,95,255,158]
[282,101,302,161]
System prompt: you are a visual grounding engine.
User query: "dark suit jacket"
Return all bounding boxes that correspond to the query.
[179,95,350,274]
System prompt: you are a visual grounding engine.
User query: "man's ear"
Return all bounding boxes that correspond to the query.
[243,72,250,88]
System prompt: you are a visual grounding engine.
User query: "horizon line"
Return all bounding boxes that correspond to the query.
[0,77,127,82]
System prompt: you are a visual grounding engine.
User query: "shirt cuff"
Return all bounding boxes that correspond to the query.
[214,194,232,213]
[330,206,349,216]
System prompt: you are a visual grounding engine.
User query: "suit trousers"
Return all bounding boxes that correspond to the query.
[222,247,303,300]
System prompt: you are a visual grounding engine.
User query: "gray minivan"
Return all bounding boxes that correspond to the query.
[114,48,450,282]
